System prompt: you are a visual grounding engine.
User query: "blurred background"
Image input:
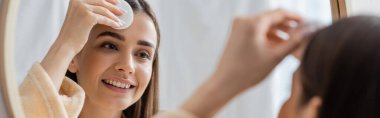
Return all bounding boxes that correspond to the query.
[349,0,380,15]
[12,0,333,117]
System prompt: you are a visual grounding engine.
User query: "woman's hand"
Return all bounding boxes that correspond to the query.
[291,21,323,61]
[41,0,124,90]
[58,0,124,53]
[181,9,305,117]
[216,9,304,89]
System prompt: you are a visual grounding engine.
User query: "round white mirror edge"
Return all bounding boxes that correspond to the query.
[0,0,25,117]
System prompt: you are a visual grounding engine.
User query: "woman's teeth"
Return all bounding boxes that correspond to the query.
[104,79,131,89]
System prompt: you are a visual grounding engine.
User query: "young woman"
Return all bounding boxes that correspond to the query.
[20,0,160,117]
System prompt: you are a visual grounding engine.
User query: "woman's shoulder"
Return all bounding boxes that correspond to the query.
[19,62,85,118]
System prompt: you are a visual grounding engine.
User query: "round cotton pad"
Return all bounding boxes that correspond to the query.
[114,0,134,29]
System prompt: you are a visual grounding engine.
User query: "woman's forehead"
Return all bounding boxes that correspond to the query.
[90,13,157,45]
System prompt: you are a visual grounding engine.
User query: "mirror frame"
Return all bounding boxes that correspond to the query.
[331,0,350,21]
[0,0,24,117]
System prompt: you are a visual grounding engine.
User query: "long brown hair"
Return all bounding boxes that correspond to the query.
[300,16,380,118]
[123,1,160,117]
[66,0,160,117]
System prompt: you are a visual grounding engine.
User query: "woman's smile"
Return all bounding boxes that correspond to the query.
[101,77,137,93]
[66,11,158,117]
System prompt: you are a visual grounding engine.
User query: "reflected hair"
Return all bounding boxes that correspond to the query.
[66,0,160,117]
[300,16,380,118]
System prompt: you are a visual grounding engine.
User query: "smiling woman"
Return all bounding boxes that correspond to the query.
[14,0,160,118]
[65,11,159,118]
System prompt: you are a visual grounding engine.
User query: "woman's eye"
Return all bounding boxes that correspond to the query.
[101,42,118,50]
[136,51,151,60]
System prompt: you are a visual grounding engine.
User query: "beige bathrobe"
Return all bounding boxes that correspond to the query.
[19,63,196,118]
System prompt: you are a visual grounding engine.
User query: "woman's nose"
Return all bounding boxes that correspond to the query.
[114,54,135,74]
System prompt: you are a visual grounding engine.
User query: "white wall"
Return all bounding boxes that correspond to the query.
[349,0,380,16]
[14,0,69,84]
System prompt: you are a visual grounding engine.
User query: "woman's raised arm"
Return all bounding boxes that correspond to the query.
[180,9,306,118]
[41,0,124,90]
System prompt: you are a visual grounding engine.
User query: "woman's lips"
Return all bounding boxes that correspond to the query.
[101,79,136,93]
[103,79,132,89]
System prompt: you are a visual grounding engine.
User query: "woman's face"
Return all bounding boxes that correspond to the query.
[69,12,157,110]
[278,69,321,118]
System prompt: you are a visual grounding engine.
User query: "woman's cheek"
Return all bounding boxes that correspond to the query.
[93,52,117,66]
[135,65,153,95]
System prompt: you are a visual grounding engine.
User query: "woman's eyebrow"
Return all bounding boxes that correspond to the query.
[138,40,155,48]
[97,31,155,48]
[96,31,125,41]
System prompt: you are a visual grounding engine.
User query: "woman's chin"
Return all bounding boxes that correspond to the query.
[89,90,136,110]
[95,98,135,111]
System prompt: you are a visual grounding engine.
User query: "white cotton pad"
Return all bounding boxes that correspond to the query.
[114,0,134,29]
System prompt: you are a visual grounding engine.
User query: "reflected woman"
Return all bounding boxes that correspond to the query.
[20,0,160,117]
[65,1,159,118]
[18,0,306,117]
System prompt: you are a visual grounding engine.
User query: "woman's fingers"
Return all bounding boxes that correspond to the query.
[277,26,310,58]
[267,29,289,41]
[267,21,300,42]
[275,20,299,34]
[88,5,121,28]
[256,9,303,35]
[105,0,120,5]
[87,0,123,16]
[253,9,305,56]
[92,12,121,28]
[267,9,303,25]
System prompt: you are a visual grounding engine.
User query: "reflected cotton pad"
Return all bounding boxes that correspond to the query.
[115,0,134,29]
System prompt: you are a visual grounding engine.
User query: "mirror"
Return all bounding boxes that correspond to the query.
[331,0,380,20]
[0,0,24,117]
[330,0,348,21]
[2,0,334,117]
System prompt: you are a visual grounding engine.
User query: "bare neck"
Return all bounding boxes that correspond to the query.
[79,98,123,118]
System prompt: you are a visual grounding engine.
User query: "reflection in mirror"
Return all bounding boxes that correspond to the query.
[9,0,332,117]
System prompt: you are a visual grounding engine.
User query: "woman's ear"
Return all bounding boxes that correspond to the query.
[301,96,322,118]
[68,57,79,73]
